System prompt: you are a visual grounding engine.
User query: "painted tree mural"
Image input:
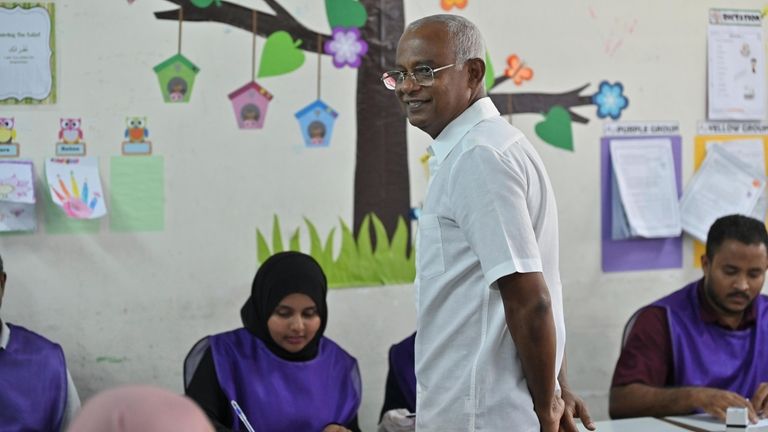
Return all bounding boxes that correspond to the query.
[154,0,628,286]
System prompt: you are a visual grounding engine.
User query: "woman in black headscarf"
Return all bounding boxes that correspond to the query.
[185,252,362,432]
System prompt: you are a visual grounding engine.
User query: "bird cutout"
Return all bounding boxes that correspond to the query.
[0,118,16,143]
[125,117,149,143]
[50,172,100,219]
[504,55,533,86]
[440,0,468,11]
[59,118,83,144]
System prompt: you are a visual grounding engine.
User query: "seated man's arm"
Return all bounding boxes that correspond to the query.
[609,307,758,422]
[499,271,563,432]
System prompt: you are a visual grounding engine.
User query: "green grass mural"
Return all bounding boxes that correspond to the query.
[257,214,415,288]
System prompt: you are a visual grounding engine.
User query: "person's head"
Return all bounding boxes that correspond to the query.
[702,214,768,318]
[391,14,487,138]
[240,251,328,361]
[66,385,214,432]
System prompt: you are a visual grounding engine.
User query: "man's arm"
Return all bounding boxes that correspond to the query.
[498,271,563,432]
[610,383,758,422]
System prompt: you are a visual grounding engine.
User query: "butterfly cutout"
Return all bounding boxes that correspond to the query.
[441,0,467,11]
[504,55,534,86]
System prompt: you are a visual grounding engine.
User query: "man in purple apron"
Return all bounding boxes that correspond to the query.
[610,215,768,422]
[0,253,81,431]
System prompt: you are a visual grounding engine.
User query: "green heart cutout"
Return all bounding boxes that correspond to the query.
[325,0,368,28]
[258,31,305,78]
[484,51,495,91]
[535,106,574,151]
[190,0,220,8]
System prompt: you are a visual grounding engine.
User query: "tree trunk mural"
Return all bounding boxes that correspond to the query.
[155,0,599,238]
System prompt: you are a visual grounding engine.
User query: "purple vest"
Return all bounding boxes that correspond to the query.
[652,280,768,396]
[209,329,361,432]
[389,332,416,412]
[0,323,68,432]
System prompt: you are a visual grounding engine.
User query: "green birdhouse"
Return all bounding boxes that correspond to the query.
[153,54,201,103]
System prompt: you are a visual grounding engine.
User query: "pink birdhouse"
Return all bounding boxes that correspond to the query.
[227,81,274,129]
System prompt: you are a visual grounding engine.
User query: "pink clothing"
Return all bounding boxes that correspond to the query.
[67,385,213,432]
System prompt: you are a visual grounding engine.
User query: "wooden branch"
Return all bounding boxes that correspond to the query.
[155,0,329,53]
[489,83,594,124]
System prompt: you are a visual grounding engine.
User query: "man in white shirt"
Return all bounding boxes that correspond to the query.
[382,15,594,431]
[0,253,81,431]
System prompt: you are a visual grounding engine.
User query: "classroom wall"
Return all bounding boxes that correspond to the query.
[1,0,766,430]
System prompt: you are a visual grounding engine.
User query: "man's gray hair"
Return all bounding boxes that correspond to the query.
[405,14,485,69]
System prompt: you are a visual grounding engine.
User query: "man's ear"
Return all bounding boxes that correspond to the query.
[466,58,486,90]
[700,255,709,273]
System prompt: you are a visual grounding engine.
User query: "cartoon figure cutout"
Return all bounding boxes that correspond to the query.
[56,118,87,156]
[0,118,20,157]
[122,117,153,155]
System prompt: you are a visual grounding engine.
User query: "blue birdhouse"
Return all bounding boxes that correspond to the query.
[294,100,338,147]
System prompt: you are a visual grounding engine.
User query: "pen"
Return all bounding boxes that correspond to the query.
[230,400,256,432]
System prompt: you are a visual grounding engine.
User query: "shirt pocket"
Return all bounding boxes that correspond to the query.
[417,214,446,280]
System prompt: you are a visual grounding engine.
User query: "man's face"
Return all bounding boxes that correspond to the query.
[395,23,474,138]
[702,239,768,317]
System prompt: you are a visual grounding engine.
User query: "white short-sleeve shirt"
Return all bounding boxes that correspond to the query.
[414,97,565,432]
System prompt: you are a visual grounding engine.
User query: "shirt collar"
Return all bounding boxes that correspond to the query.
[696,279,757,330]
[0,319,9,350]
[428,97,499,170]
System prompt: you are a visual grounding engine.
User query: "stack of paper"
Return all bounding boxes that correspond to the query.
[0,160,36,232]
[610,138,681,239]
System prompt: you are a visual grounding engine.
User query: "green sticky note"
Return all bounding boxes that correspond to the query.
[44,188,101,234]
[258,31,305,78]
[109,156,164,232]
[535,106,574,151]
[325,0,367,28]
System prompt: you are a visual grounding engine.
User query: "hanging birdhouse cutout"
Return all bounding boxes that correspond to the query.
[294,100,338,147]
[153,54,200,103]
[228,81,273,129]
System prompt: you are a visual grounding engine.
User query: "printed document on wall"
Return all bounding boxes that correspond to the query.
[610,138,681,238]
[0,159,35,231]
[679,145,765,242]
[707,9,765,120]
[706,139,766,220]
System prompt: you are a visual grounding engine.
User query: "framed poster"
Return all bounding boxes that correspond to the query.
[0,3,56,104]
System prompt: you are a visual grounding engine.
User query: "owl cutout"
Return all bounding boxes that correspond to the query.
[56,118,87,156]
[122,117,153,155]
[0,118,20,158]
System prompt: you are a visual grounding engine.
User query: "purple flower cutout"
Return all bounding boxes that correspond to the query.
[324,27,368,69]
[592,81,629,120]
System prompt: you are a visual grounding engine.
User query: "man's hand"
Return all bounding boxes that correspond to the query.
[377,409,416,432]
[694,388,758,423]
[536,392,565,432]
[322,425,352,432]
[559,386,595,432]
[752,382,768,418]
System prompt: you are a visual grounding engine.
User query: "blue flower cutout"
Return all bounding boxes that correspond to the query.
[592,81,629,120]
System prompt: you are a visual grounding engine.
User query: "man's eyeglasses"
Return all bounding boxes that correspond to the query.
[380,64,455,90]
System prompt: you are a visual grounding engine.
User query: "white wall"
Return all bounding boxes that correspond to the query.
[1,0,766,430]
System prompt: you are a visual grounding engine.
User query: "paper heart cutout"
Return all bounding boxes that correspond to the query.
[535,106,573,151]
[258,31,305,78]
[325,0,368,28]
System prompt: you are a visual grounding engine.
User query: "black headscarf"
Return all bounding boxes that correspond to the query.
[240,251,328,361]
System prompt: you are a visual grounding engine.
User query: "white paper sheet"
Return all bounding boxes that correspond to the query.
[707,9,766,120]
[45,157,106,219]
[707,139,767,221]
[0,159,35,231]
[680,144,765,242]
[666,413,768,432]
[610,138,681,238]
